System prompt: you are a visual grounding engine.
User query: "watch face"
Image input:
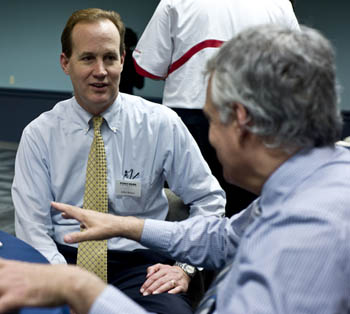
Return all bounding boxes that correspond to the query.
[184,265,196,275]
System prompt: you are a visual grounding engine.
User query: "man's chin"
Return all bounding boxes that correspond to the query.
[89,94,116,108]
[78,99,114,115]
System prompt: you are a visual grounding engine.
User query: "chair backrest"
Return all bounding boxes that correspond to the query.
[164,188,189,222]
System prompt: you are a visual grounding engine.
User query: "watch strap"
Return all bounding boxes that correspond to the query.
[174,261,197,278]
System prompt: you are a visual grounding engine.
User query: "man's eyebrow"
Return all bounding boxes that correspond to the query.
[106,51,119,58]
[106,50,118,54]
[79,51,95,57]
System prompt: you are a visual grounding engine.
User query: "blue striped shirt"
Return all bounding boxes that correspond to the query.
[91,145,350,313]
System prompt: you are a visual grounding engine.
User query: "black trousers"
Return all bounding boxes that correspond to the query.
[172,108,257,218]
[56,243,193,314]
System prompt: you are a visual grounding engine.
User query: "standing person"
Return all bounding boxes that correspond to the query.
[119,27,144,94]
[2,24,349,314]
[133,0,299,217]
[11,8,226,314]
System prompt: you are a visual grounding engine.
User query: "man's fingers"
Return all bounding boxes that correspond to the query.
[141,264,189,295]
[141,265,164,292]
[61,212,75,220]
[142,275,180,295]
[167,286,183,294]
[153,279,181,295]
[51,202,82,220]
[146,264,161,278]
[63,231,88,244]
[142,279,167,296]
[140,275,158,293]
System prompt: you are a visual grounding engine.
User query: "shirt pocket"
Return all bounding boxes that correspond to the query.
[111,174,157,216]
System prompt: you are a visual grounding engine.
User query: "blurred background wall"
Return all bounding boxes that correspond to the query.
[0,0,349,142]
[1,0,164,99]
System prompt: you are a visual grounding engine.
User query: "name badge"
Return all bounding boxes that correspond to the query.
[116,179,141,197]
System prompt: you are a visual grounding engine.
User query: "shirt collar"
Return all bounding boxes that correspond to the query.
[100,94,122,133]
[71,94,123,133]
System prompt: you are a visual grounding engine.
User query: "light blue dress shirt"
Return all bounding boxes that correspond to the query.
[12,93,225,264]
[91,146,350,313]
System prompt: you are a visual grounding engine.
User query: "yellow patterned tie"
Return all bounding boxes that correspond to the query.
[77,116,108,282]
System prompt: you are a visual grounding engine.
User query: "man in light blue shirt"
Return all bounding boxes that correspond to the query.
[11,8,225,314]
[2,24,350,313]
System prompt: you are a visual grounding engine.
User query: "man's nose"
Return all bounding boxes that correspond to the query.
[93,60,107,77]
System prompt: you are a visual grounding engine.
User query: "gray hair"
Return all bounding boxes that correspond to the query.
[206,25,342,150]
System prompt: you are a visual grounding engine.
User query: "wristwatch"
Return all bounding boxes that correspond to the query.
[174,262,197,278]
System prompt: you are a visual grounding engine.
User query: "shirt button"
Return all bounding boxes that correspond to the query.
[254,205,262,216]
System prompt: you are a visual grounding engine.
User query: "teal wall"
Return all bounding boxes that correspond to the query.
[0,1,349,108]
[295,1,350,110]
[0,0,164,99]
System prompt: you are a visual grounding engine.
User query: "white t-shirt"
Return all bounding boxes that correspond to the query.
[133,0,299,109]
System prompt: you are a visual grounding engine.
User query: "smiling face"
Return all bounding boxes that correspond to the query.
[60,19,124,115]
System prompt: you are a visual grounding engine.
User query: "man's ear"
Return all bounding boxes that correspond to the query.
[233,102,249,127]
[121,51,126,65]
[232,102,250,144]
[120,51,126,73]
[60,53,70,75]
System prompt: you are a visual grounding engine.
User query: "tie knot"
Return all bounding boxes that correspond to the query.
[92,116,103,131]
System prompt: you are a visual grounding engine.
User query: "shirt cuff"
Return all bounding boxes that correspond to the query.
[141,219,175,251]
[89,285,149,314]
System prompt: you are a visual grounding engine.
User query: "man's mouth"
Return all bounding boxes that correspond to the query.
[90,83,108,88]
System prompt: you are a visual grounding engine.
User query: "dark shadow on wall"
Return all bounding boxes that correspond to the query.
[341,111,350,140]
[0,88,162,143]
[119,27,145,95]
[1,87,348,144]
[0,88,72,143]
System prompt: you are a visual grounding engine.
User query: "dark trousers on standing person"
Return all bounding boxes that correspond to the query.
[172,108,257,218]
[56,243,193,314]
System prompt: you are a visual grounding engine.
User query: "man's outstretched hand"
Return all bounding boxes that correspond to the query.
[51,201,144,244]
